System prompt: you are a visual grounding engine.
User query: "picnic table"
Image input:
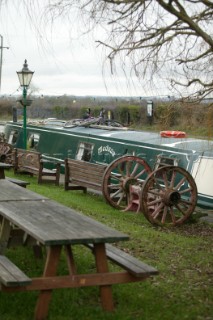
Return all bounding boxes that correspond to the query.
[0,162,13,179]
[0,161,30,188]
[0,180,158,320]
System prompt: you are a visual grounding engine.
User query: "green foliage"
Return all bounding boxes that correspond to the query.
[0,96,212,138]
[114,105,130,124]
[155,104,181,127]
[1,171,213,320]
[127,104,142,124]
[52,106,70,118]
[113,104,145,125]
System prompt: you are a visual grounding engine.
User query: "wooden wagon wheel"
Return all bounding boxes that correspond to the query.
[102,155,152,210]
[140,166,197,226]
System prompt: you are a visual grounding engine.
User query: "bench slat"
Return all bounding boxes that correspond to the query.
[105,244,158,277]
[71,179,103,191]
[86,244,158,277]
[0,255,31,287]
[6,177,30,188]
[67,160,107,171]
[65,158,107,192]
[14,148,60,185]
[72,174,103,183]
[70,168,104,178]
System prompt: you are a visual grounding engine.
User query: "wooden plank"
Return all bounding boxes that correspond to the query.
[86,243,159,277]
[35,246,62,320]
[2,271,150,292]
[105,244,159,276]
[6,177,30,188]
[0,218,11,254]
[14,149,60,185]
[65,245,77,274]
[93,243,114,311]
[65,158,106,191]
[71,178,103,190]
[69,170,105,179]
[0,255,31,287]
[0,180,47,201]
[67,159,107,172]
[0,199,129,245]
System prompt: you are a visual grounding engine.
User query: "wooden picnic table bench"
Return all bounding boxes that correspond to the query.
[14,148,61,185]
[0,160,31,188]
[6,177,30,188]
[0,180,158,320]
[0,255,31,287]
[0,162,13,179]
[64,158,107,192]
[86,243,158,277]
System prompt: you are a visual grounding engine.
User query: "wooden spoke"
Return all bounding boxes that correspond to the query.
[125,161,132,177]
[117,193,125,205]
[134,168,147,179]
[174,176,187,190]
[131,162,140,177]
[174,203,189,216]
[151,203,164,219]
[111,188,123,199]
[169,207,177,224]
[169,170,177,188]
[147,197,162,206]
[109,173,122,180]
[161,205,168,224]
[162,171,169,189]
[107,183,120,190]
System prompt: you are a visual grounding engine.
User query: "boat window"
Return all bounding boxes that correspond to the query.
[76,142,94,162]
[8,130,19,145]
[154,155,179,170]
[27,133,40,150]
[154,155,179,182]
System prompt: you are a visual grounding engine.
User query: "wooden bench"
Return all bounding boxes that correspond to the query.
[86,243,158,277]
[0,255,31,287]
[14,148,61,186]
[6,177,30,188]
[64,158,107,192]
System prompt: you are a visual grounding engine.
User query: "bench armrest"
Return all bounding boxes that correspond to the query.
[41,159,62,165]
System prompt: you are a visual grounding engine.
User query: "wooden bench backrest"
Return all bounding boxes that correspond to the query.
[0,142,13,156]
[15,148,41,170]
[65,158,107,190]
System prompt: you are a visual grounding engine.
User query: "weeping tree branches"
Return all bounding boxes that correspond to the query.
[1,0,212,100]
[43,0,213,100]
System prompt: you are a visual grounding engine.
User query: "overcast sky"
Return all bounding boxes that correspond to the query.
[0,1,171,98]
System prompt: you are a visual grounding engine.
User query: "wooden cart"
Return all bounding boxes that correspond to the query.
[65,155,197,227]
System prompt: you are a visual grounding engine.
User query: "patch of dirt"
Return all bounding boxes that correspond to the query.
[161,221,213,237]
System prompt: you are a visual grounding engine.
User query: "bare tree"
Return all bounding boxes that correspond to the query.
[42,0,213,100]
[1,0,213,100]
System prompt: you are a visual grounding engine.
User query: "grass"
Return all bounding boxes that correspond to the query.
[1,171,213,320]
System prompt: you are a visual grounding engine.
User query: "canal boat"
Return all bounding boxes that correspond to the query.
[3,118,213,213]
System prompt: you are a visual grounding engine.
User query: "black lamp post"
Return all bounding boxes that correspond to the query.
[17,60,34,149]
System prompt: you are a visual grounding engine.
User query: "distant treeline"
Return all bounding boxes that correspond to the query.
[0,96,212,136]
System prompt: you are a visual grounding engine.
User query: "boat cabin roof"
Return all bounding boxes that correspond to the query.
[6,120,213,155]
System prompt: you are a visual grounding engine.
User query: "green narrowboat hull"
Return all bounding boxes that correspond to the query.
[4,120,213,209]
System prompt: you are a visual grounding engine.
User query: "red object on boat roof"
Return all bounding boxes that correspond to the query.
[160,131,186,138]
